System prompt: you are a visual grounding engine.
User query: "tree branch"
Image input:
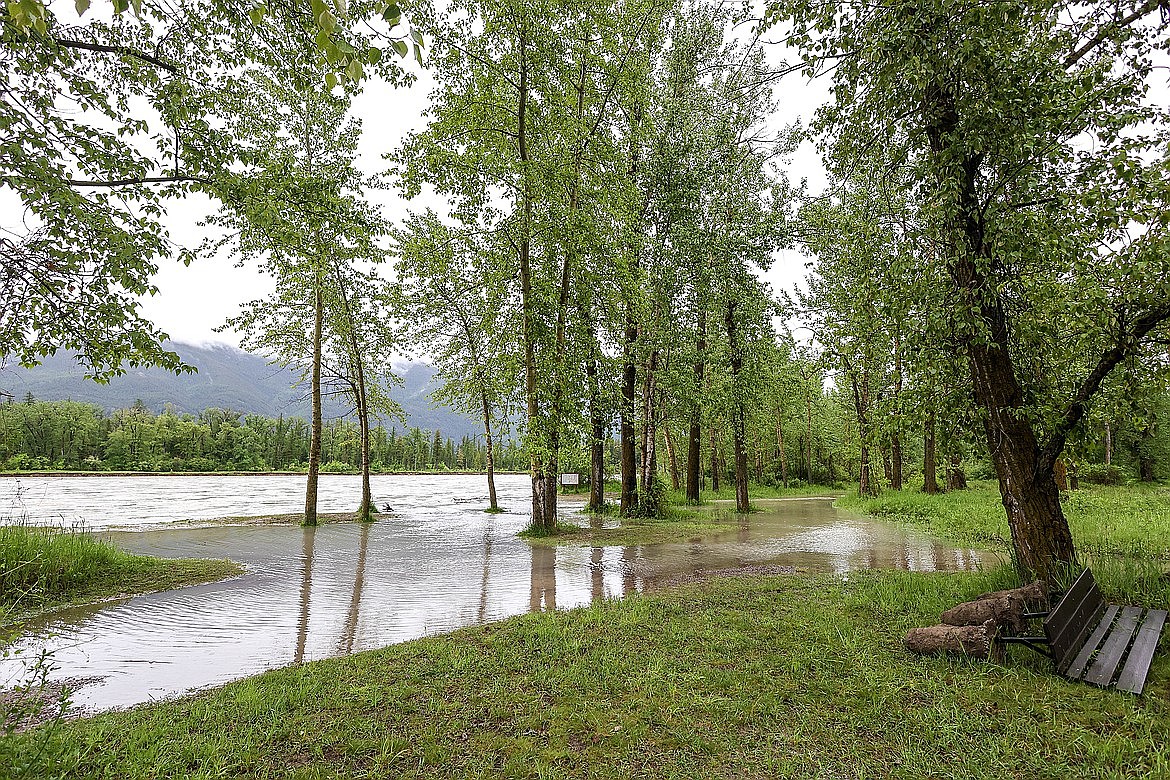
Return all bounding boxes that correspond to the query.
[67,174,212,188]
[1039,302,1170,470]
[54,38,179,73]
[1063,0,1163,69]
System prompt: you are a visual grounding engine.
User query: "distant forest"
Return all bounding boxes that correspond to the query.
[0,396,527,474]
[1,393,1163,491]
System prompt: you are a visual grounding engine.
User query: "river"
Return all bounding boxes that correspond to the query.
[0,473,990,713]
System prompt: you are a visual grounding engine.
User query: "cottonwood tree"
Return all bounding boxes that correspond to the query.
[210,74,389,526]
[1,0,411,378]
[397,0,670,529]
[772,0,1170,580]
[393,212,517,512]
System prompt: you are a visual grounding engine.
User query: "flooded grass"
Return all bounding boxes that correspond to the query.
[523,508,734,547]
[0,525,243,624]
[7,569,1167,778]
[839,482,1170,606]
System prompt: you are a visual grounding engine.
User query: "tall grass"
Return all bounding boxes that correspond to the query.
[1,524,242,622]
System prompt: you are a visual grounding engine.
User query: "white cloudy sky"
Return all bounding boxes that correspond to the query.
[136,49,833,347]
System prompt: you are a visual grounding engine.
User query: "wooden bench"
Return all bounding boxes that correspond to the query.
[1000,569,1166,694]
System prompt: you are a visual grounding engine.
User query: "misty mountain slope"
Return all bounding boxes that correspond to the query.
[0,342,481,439]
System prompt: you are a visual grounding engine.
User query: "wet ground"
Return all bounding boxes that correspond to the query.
[0,474,991,714]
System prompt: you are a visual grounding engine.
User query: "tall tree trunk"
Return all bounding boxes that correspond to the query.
[663,424,680,491]
[848,363,878,498]
[586,358,605,512]
[726,301,749,513]
[516,19,555,530]
[710,426,720,492]
[334,271,373,522]
[620,324,639,513]
[1104,421,1113,466]
[923,408,940,495]
[927,82,1076,581]
[890,334,904,490]
[638,348,660,515]
[805,392,814,484]
[304,282,323,527]
[686,307,706,502]
[1138,425,1156,481]
[775,407,789,488]
[481,387,499,511]
[947,451,968,491]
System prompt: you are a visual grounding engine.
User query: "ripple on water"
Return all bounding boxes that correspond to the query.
[0,476,990,712]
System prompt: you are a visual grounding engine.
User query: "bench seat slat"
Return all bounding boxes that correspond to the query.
[1114,609,1168,695]
[1084,606,1143,687]
[1065,605,1120,681]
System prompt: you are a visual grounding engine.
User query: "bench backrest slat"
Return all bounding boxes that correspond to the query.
[1044,569,1106,673]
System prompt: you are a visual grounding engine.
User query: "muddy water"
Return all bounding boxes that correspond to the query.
[0,475,991,713]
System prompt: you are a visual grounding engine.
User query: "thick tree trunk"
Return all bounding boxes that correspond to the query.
[923,408,940,495]
[927,83,1076,581]
[304,283,323,527]
[726,301,749,513]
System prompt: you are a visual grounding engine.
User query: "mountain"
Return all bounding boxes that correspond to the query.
[0,342,482,440]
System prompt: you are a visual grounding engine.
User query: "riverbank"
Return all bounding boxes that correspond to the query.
[6,568,1166,778]
[837,481,1170,605]
[0,526,242,626]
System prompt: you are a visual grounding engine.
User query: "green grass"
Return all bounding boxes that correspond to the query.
[0,525,243,625]
[837,481,1170,605]
[5,570,1167,779]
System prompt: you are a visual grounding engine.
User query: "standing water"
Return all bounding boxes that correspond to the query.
[0,474,989,713]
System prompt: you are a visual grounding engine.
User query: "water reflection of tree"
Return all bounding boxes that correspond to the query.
[529,546,556,612]
[338,523,371,655]
[294,526,316,664]
[478,523,493,623]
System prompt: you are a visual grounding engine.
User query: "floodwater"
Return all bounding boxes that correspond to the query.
[0,474,991,713]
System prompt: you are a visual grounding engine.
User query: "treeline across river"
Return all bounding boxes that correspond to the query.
[0,397,530,474]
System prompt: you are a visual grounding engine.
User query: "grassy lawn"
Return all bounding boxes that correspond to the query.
[1,525,243,625]
[5,570,1167,779]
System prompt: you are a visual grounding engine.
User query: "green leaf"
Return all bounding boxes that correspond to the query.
[112,0,129,13]
[74,0,90,16]
[367,46,382,64]
[392,39,408,58]
[325,71,339,90]
[248,4,265,24]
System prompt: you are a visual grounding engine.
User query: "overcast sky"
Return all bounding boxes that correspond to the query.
[136,48,833,348]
